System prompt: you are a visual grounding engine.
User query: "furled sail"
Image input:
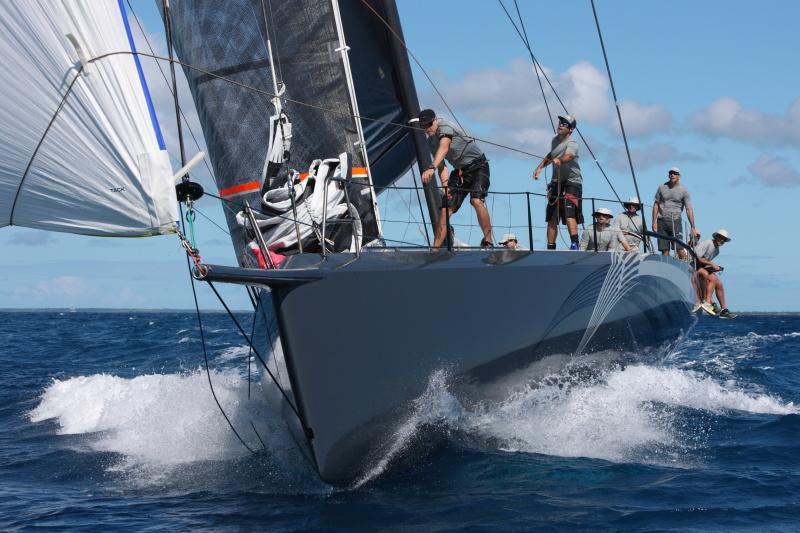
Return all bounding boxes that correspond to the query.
[0,1,178,237]
[166,0,421,263]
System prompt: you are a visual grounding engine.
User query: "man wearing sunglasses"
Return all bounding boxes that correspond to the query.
[418,109,494,248]
[532,114,583,250]
[579,207,631,251]
[652,167,699,259]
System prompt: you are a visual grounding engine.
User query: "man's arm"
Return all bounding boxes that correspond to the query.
[533,153,552,180]
[422,137,451,184]
[651,201,660,232]
[686,204,700,238]
[579,229,590,251]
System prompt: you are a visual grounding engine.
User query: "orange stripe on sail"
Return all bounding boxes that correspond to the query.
[219,181,260,197]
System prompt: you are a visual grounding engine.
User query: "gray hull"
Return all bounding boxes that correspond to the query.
[205,249,694,485]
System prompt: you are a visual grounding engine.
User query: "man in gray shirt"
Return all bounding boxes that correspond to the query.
[692,229,733,318]
[579,207,631,252]
[614,196,644,251]
[419,109,493,247]
[533,114,583,250]
[652,166,698,259]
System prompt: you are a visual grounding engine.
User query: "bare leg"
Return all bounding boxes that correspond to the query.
[547,220,558,245]
[714,278,727,309]
[432,207,452,247]
[704,273,717,303]
[661,250,670,257]
[471,198,493,244]
[693,270,706,303]
[565,217,578,239]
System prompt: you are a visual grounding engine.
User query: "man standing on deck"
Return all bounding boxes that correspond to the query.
[652,167,699,259]
[532,115,583,250]
[419,109,493,248]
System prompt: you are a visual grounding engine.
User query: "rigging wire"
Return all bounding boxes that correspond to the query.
[589,0,648,243]
[491,5,623,204]
[498,0,555,134]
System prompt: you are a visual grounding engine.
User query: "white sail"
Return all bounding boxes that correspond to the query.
[0,0,178,237]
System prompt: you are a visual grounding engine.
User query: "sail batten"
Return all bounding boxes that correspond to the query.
[0,1,178,237]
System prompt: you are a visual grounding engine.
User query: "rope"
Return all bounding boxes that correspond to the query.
[589,0,649,243]
[179,204,258,455]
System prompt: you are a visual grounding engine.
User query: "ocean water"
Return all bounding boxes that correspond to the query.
[1,310,799,530]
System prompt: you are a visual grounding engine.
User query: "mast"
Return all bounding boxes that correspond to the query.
[330,0,383,239]
[380,0,440,233]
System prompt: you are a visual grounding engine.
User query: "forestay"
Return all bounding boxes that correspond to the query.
[0,0,177,237]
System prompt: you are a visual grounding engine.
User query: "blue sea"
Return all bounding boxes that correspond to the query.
[1,310,799,531]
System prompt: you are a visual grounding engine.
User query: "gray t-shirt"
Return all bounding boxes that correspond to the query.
[694,239,719,261]
[428,117,484,168]
[654,183,691,219]
[579,224,626,251]
[614,212,643,247]
[549,135,582,186]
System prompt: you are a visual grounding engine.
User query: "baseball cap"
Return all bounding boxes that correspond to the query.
[713,229,731,242]
[593,207,614,218]
[418,109,436,128]
[668,167,681,175]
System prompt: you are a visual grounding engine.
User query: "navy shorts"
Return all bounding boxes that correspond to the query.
[657,216,683,251]
[545,183,584,224]
[444,162,490,213]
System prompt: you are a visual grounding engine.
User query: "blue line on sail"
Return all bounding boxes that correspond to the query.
[117,0,166,150]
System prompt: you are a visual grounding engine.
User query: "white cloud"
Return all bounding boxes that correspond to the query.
[691,96,800,146]
[606,142,702,172]
[747,155,800,187]
[18,276,96,300]
[421,59,612,159]
[614,100,672,136]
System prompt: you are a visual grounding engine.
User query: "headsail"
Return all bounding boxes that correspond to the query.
[0,0,178,237]
[166,0,421,263]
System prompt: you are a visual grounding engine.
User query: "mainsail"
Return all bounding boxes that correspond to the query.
[166,0,421,263]
[0,0,177,237]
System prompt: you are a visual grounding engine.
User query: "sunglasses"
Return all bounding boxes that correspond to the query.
[558,121,571,127]
[668,171,680,176]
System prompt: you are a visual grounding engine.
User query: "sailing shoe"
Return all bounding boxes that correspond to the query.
[718,308,736,319]
[569,242,579,250]
[691,302,703,314]
[700,302,717,316]
[712,302,721,314]
[480,239,494,249]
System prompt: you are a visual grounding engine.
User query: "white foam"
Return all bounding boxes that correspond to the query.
[29,369,285,465]
[452,365,798,464]
[216,345,250,362]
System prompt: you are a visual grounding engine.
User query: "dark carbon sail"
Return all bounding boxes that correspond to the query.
[165,0,421,264]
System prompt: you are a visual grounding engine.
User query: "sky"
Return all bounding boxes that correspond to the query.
[1,0,798,311]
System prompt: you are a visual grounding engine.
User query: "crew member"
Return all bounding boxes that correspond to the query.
[652,167,698,259]
[614,196,645,251]
[580,207,631,251]
[693,229,734,318]
[419,109,493,247]
[533,115,583,250]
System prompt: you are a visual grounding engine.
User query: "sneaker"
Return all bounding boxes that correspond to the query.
[712,302,720,314]
[718,308,737,319]
[700,302,717,316]
[569,242,579,250]
[480,239,494,249]
[691,302,703,314]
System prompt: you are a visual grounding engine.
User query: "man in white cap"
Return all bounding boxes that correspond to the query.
[614,196,645,251]
[579,207,632,251]
[499,233,518,249]
[652,167,698,259]
[692,229,734,318]
[532,114,583,250]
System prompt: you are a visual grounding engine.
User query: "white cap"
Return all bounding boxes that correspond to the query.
[624,196,641,207]
[669,166,681,175]
[713,229,731,241]
[499,233,518,244]
[593,207,614,218]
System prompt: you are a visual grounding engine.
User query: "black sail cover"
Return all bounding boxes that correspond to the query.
[165,0,420,265]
